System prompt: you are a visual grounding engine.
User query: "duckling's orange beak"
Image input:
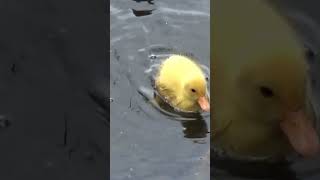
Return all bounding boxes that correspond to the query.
[198,96,210,112]
[280,109,320,158]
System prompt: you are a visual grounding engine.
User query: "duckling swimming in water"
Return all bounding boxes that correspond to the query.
[212,0,320,158]
[155,55,210,112]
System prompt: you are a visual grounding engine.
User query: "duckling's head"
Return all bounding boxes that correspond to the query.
[183,74,210,112]
[234,52,320,157]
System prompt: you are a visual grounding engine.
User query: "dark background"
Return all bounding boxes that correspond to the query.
[0,0,108,179]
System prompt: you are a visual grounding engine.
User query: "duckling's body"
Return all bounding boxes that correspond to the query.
[155,55,210,112]
[212,0,320,158]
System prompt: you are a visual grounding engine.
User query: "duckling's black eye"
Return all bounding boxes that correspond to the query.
[191,89,196,93]
[259,86,274,98]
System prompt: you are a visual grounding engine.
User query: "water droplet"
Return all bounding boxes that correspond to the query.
[138,48,145,52]
[149,54,157,59]
[110,98,114,102]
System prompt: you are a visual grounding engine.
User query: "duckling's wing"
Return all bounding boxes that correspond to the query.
[155,82,178,102]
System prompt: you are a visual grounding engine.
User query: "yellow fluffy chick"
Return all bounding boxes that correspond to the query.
[155,55,210,112]
[211,0,320,158]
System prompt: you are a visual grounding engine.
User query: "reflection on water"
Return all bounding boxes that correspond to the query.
[182,119,208,139]
[132,0,154,5]
[132,9,154,17]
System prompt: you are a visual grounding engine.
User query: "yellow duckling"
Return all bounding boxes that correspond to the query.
[212,0,320,158]
[155,55,210,112]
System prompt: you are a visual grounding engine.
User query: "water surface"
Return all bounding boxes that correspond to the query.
[110,0,210,179]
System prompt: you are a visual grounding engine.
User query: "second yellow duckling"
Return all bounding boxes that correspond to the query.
[212,0,320,158]
[155,55,210,112]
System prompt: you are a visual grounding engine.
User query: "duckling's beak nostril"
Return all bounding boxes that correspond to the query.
[198,96,210,112]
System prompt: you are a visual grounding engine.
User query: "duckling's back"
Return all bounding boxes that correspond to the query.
[212,0,305,74]
[157,55,204,88]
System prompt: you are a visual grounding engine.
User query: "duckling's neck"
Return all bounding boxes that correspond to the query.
[176,92,199,111]
[213,108,291,157]
[212,92,291,157]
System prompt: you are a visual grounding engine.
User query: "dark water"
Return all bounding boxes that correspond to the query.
[0,0,107,179]
[110,0,210,179]
[211,1,320,180]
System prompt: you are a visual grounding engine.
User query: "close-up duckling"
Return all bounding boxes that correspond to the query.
[212,0,320,158]
[155,55,210,113]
